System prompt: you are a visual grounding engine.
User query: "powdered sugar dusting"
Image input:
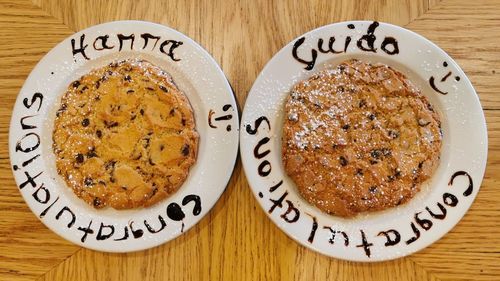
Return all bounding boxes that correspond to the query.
[282,59,443,217]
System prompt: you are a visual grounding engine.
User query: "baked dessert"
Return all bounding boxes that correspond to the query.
[52,59,199,209]
[282,59,442,217]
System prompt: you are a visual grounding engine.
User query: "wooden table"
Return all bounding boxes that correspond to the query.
[1,0,499,280]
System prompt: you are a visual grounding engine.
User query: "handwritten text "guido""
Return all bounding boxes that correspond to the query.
[292,21,399,70]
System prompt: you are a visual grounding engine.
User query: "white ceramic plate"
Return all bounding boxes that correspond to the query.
[240,21,487,261]
[9,21,239,252]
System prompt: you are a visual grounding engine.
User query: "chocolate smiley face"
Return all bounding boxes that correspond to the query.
[429,61,461,95]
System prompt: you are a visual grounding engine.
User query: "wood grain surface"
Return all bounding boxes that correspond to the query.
[1,0,499,280]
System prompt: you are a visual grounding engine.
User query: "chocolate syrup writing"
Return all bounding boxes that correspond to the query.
[12,91,202,243]
[71,33,183,61]
[292,21,399,70]
[246,114,474,258]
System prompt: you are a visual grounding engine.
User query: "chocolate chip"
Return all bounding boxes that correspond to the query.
[87,148,97,158]
[160,144,164,151]
[127,89,135,94]
[395,169,402,178]
[72,81,80,88]
[159,85,169,93]
[181,144,189,156]
[140,109,144,115]
[124,75,132,81]
[371,149,382,159]
[396,197,404,205]
[84,177,94,187]
[81,118,90,127]
[418,161,424,169]
[95,80,100,89]
[181,118,186,126]
[337,86,345,93]
[359,100,367,108]
[121,186,128,190]
[75,153,84,163]
[151,187,158,196]
[148,158,155,166]
[356,169,363,176]
[105,160,116,171]
[342,124,350,131]
[368,113,376,120]
[93,197,102,207]
[56,104,67,117]
[388,175,395,182]
[169,108,175,116]
[96,130,102,138]
[110,177,115,183]
[369,186,377,193]
[143,138,150,148]
[339,156,348,166]
[388,130,399,139]
[81,86,88,91]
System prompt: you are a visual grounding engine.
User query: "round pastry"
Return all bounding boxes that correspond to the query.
[53,59,199,209]
[282,59,442,217]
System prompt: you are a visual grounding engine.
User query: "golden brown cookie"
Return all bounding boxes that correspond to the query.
[53,59,199,209]
[282,59,442,217]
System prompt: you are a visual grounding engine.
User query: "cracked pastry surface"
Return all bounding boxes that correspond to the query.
[52,59,199,209]
[282,59,442,217]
